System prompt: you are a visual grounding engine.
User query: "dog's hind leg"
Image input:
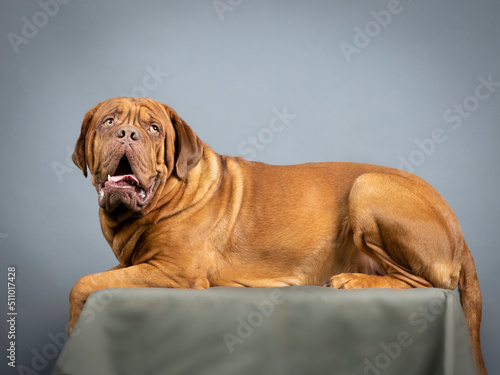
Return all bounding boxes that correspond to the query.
[326,172,462,290]
[325,172,487,374]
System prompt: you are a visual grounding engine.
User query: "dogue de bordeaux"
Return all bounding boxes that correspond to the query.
[70,97,487,374]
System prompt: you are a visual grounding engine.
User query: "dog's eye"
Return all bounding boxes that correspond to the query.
[104,118,114,127]
[150,124,159,133]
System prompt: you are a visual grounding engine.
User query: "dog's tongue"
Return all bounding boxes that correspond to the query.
[109,174,139,185]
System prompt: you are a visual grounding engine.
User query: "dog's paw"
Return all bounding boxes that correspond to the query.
[325,273,413,289]
[324,273,376,289]
[324,273,401,289]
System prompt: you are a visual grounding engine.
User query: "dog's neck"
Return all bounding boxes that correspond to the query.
[98,144,224,266]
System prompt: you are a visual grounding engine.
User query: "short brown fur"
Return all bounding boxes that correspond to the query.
[70,97,487,374]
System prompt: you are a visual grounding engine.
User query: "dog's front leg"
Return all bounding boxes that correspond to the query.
[68,261,193,333]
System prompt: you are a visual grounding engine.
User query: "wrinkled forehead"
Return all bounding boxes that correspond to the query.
[95,98,168,125]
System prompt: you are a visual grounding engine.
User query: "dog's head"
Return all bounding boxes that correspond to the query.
[72,97,203,214]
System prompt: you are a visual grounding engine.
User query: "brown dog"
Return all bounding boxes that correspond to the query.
[70,97,487,374]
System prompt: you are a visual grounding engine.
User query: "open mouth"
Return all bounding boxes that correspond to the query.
[98,155,155,211]
[106,156,145,197]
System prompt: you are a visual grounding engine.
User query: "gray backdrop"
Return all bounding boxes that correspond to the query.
[1,0,499,374]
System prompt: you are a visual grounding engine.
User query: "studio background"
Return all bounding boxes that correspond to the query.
[1,0,499,374]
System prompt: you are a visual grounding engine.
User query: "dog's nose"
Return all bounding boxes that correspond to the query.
[114,126,141,142]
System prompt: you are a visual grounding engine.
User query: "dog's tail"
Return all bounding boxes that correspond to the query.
[458,242,487,375]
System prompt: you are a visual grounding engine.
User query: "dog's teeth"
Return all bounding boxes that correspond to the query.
[108,175,111,181]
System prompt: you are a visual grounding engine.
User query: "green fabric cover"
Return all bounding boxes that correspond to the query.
[51,287,478,375]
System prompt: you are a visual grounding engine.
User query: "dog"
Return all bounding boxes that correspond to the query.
[70,97,487,374]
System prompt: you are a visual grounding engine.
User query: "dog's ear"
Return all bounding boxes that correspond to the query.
[161,105,203,180]
[72,102,103,177]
